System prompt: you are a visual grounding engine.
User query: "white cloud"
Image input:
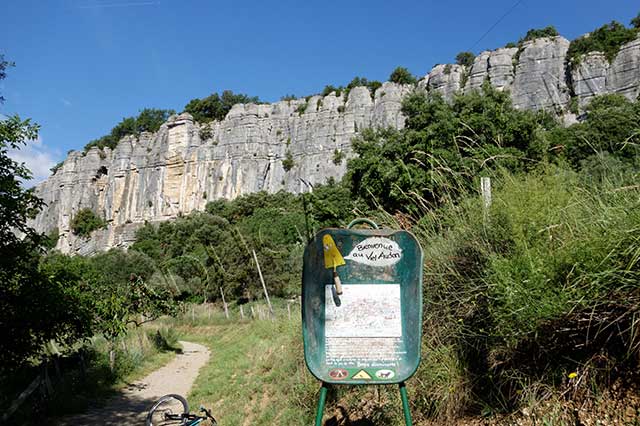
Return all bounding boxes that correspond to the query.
[7,136,62,185]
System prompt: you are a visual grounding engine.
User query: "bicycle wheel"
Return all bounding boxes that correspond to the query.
[146,394,190,426]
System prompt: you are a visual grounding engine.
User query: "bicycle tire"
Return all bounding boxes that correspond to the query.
[146,394,190,426]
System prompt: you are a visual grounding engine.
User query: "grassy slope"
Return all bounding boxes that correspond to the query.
[169,305,317,426]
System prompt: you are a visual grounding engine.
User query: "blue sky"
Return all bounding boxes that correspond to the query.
[1,0,639,182]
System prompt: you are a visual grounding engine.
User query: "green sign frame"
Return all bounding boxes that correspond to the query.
[302,219,423,425]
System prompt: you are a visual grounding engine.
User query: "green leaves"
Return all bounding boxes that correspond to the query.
[83,108,175,152]
[567,21,639,63]
[389,66,417,85]
[71,208,106,237]
[184,90,260,123]
[347,83,558,213]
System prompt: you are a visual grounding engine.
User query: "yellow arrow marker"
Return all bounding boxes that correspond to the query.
[323,234,346,295]
[352,370,372,380]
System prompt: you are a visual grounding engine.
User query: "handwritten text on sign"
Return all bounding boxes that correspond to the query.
[344,237,403,267]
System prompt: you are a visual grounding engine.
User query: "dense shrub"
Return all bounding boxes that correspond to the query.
[411,167,640,417]
[84,108,174,152]
[549,94,640,166]
[282,150,294,171]
[347,82,558,213]
[567,21,639,63]
[71,208,105,237]
[184,90,259,123]
[455,51,475,67]
[520,25,559,42]
[389,66,417,85]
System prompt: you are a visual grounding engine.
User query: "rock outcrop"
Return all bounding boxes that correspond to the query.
[32,33,640,254]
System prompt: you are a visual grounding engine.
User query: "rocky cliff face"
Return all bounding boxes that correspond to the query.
[33,33,640,254]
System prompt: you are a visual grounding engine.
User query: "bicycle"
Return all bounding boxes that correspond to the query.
[146,394,217,425]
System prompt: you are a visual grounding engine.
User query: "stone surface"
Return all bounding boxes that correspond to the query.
[606,35,640,101]
[512,36,571,111]
[31,33,640,254]
[426,64,465,101]
[465,47,518,92]
[31,84,410,254]
[571,52,609,108]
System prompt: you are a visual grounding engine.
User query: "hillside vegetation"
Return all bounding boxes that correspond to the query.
[3,24,640,422]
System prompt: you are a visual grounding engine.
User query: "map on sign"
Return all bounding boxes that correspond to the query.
[325,284,401,338]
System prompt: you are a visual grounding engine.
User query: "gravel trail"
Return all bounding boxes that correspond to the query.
[56,341,210,425]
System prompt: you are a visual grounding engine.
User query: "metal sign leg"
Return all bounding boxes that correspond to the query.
[314,382,328,426]
[399,382,413,426]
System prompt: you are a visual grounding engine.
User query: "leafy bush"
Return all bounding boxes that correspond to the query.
[295,102,307,115]
[333,148,345,165]
[347,82,558,213]
[520,25,559,42]
[280,94,297,101]
[71,208,105,237]
[549,94,640,166]
[455,51,475,67]
[282,150,295,171]
[632,12,640,28]
[184,90,259,123]
[567,21,639,63]
[84,108,174,152]
[50,161,64,175]
[411,167,640,417]
[389,66,417,85]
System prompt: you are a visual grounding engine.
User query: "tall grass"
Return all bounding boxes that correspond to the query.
[407,164,640,420]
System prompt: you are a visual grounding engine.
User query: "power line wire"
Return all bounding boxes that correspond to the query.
[470,0,526,51]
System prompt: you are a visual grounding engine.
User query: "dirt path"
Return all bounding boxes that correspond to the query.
[56,341,210,425]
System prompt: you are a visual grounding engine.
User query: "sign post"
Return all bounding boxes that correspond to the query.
[302,219,423,425]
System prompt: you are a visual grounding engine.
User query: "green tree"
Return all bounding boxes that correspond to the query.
[0,59,92,372]
[347,82,557,213]
[84,108,174,152]
[184,90,260,123]
[455,51,476,67]
[71,208,105,237]
[389,66,417,85]
[521,26,559,42]
[567,21,639,63]
[631,12,640,28]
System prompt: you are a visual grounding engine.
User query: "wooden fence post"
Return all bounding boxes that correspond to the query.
[240,305,245,319]
[252,249,274,318]
[220,287,229,319]
[481,177,492,209]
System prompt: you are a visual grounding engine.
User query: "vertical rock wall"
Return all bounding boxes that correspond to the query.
[32,33,640,254]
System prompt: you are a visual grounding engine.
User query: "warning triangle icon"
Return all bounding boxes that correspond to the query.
[352,370,371,380]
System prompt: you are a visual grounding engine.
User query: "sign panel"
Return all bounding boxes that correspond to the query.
[302,225,423,385]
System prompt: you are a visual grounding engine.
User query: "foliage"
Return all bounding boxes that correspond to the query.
[295,102,307,115]
[520,26,559,43]
[549,94,640,167]
[411,167,640,417]
[346,76,382,97]
[71,208,106,237]
[632,12,640,28]
[332,148,345,165]
[567,21,639,63]
[347,82,558,214]
[84,108,174,152]
[321,85,342,97]
[282,150,295,171]
[184,90,259,123]
[0,54,13,103]
[0,61,94,373]
[280,94,297,101]
[50,161,64,175]
[389,66,417,85]
[455,51,475,67]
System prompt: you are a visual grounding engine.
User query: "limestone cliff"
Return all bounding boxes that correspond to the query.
[32,33,640,254]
